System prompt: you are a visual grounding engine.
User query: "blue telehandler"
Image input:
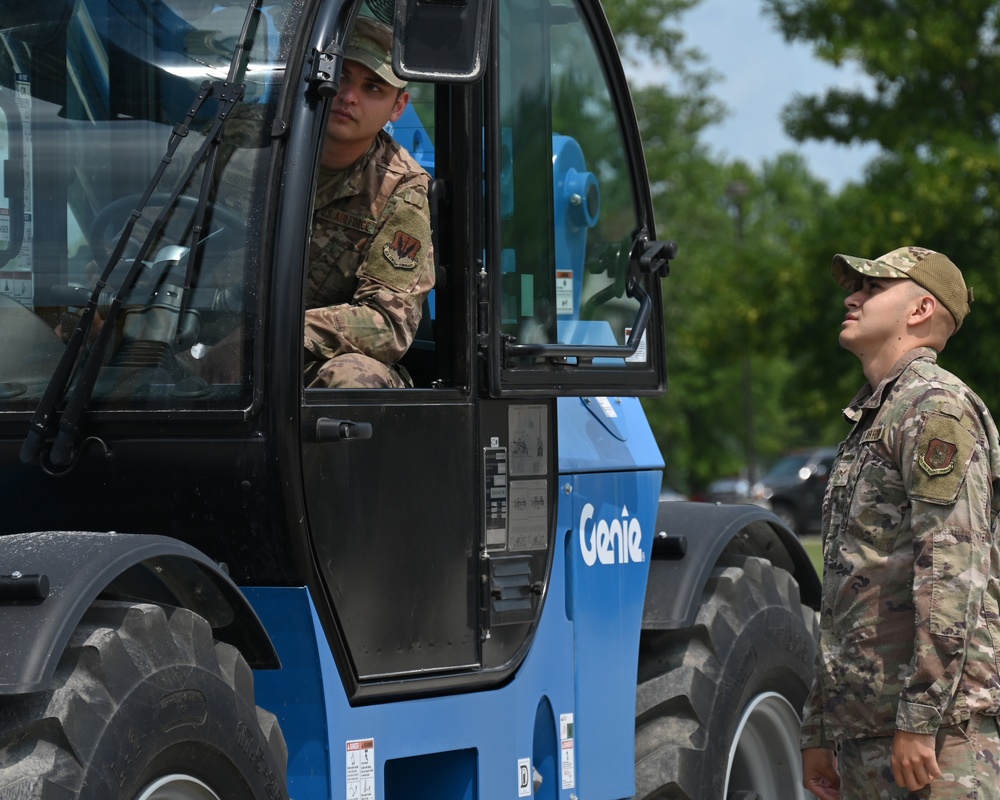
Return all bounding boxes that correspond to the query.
[0,0,819,797]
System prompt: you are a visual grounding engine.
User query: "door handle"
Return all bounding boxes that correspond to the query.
[316,418,373,442]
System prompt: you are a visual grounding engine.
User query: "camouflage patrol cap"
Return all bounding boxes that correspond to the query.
[832,246,974,330]
[345,16,406,89]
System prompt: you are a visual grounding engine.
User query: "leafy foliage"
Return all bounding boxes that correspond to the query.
[764,0,1000,411]
[597,0,1000,494]
[605,2,839,494]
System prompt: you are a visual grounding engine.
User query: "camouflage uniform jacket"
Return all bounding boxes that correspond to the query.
[800,347,1000,748]
[303,129,434,367]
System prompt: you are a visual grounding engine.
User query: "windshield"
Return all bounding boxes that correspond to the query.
[0,0,300,412]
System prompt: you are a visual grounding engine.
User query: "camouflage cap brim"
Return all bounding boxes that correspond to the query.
[344,17,407,89]
[831,246,972,330]
[832,253,910,291]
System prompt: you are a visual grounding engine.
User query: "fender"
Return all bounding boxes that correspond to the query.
[643,501,822,630]
[0,531,280,694]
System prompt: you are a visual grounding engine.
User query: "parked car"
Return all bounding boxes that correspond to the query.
[660,486,687,502]
[750,447,838,534]
[706,476,751,505]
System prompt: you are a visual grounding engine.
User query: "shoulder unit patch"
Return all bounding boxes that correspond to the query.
[384,230,422,270]
[911,411,977,504]
[919,438,957,476]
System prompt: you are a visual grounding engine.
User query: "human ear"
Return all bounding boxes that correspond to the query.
[389,90,410,123]
[909,293,936,327]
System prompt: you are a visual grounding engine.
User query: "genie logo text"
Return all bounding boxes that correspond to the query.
[579,503,644,566]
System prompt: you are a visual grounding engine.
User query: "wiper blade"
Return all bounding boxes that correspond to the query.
[20,0,263,467]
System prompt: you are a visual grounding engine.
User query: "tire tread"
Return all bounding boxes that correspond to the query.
[634,556,818,800]
[0,601,288,799]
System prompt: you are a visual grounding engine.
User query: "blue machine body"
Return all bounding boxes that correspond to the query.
[248,395,663,799]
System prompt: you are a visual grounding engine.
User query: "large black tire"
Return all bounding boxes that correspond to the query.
[635,555,819,799]
[0,602,288,800]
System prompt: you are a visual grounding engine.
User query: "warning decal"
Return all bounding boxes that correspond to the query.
[560,713,576,790]
[346,738,375,800]
[0,269,32,305]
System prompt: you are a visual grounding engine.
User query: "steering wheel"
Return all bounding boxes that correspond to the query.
[89,192,247,265]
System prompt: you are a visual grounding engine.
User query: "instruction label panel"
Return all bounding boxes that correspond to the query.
[509,404,547,477]
[346,738,375,800]
[508,479,547,551]
[556,269,573,315]
[560,713,576,790]
[483,447,508,548]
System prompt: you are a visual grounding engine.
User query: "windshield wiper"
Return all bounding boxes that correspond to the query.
[20,0,263,468]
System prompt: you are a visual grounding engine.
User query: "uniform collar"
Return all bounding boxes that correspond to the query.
[842,347,938,423]
[316,133,386,203]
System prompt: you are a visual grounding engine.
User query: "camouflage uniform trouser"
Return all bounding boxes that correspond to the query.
[838,715,1000,799]
[304,353,412,389]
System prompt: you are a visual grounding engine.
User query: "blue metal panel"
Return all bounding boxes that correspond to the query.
[246,402,663,798]
[562,469,659,798]
[243,588,333,799]
[557,395,664,474]
[248,536,582,799]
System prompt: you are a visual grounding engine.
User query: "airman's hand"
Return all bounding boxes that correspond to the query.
[892,730,941,791]
[802,747,841,800]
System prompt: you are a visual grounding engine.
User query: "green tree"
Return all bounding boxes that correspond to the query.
[763,0,1000,412]
[603,1,836,494]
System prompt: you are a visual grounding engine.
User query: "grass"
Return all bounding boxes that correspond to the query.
[801,535,824,578]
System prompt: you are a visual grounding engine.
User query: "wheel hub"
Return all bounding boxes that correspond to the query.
[135,775,222,800]
[725,691,805,799]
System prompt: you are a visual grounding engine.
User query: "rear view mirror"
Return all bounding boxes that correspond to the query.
[391,0,492,83]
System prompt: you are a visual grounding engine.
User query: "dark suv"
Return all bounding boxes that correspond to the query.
[750,447,838,535]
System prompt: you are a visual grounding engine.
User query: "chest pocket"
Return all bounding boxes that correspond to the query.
[830,445,908,554]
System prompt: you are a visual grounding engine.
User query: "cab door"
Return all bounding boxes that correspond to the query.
[297,78,485,701]
[294,0,665,703]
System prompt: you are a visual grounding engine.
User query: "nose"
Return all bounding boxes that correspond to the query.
[338,77,359,104]
[844,289,863,309]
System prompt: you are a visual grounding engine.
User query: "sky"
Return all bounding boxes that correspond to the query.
[626,0,880,191]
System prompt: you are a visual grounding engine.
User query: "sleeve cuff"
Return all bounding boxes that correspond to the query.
[799,716,832,750]
[895,700,942,735]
